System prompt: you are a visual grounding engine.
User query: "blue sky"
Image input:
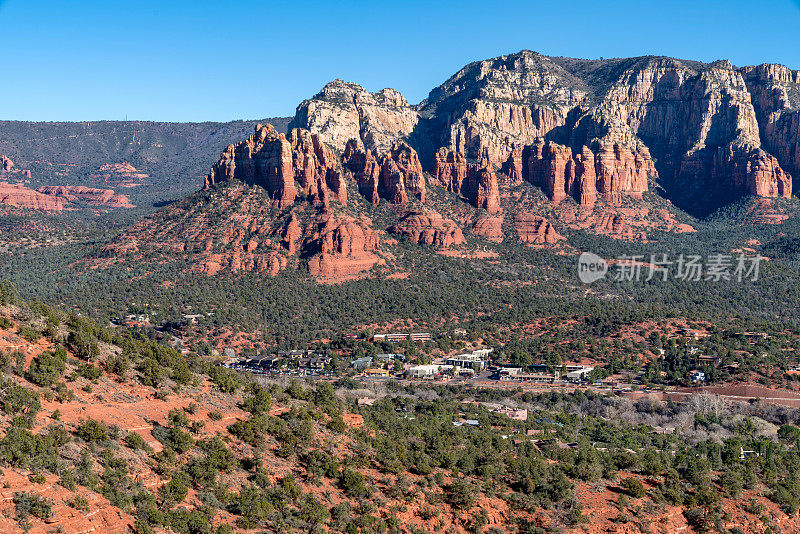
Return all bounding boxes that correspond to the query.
[0,0,798,122]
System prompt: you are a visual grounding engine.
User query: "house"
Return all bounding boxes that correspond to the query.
[514,373,557,384]
[698,354,721,366]
[453,419,479,427]
[375,353,399,363]
[301,355,330,373]
[453,328,467,336]
[688,370,705,382]
[351,356,374,370]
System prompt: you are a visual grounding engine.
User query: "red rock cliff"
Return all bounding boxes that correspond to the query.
[433,149,500,213]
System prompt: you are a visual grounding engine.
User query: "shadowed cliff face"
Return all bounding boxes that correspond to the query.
[290,51,798,217]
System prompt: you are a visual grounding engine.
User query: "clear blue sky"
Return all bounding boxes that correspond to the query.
[1,0,799,122]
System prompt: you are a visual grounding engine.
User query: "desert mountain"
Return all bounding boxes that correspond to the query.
[292,51,798,216]
[94,51,800,280]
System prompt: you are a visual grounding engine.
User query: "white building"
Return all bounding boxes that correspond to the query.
[407,364,453,378]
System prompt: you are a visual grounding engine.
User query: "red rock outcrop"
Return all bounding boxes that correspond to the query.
[423,51,586,165]
[389,211,465,247]
[472,215,504,242]
[290,128,347,206]
[204,124,297,208]
[713,146,792,198]
[307,216,383,279]
[342,139,380,203]
[0,182,65,210]
[513,213,565,245]
[36,185,135,208]
[741,63,800,181]
[205,124,349,209]
[433,149,500,213]
[282,213,302,254]
[525,140,653,207]
[0,156,31,180]
[89,162,149,187]
[342,139,425,204]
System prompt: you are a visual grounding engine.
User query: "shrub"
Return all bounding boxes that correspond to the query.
[76,418,109,442]
[621,477,647,498]
[13,491,53,520]
[76,363,102,380]
[70,494,90,511]
[26,348,67,387]
[124,432,153,453]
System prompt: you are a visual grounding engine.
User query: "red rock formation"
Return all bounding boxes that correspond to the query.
[433,149,501,213]
[472,215,504,242]
[205,124,350,209]
[342,139,425,205]
[0,182,65,210]
[342,139,381,204]
[282,213,302,254]
[501,145,525,185]
[715,147,792,198]
[741,63,800,181]
[205,123,298,209]
[386,140,425,202]
[89,162,149,187]
[36,185,134,208]
[594,141,653,203]
[307,216,383,279]
[525,140,653,207]
[527,141,575,204]
[389,211,465,247]
[0,156,32,181]
[513,213,565,245]
[290,128,347,206]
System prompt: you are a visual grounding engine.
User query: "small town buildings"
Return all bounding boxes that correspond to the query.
[407,364,453,379]
[373,332,431,342]
[498,367,522,380]
[494,407,528,421]
[565,366,595,382]
[445,353,486,370]
[364,368,391,378]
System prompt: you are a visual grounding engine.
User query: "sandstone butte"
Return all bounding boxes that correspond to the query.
[0,182,65,211]
[35,186,135,208]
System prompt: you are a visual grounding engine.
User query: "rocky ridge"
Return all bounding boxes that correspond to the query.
[35,186,135,208]
[292,52,798,217]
